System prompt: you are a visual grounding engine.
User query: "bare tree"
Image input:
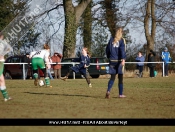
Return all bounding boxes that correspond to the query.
[121,0,175,59]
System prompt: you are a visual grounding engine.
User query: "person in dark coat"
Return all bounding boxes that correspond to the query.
[135,51,145,78]
[147,50,156,77]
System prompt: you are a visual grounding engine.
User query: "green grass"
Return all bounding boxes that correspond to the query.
[0,77,175,132]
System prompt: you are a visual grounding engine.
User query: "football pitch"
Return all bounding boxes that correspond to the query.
[0,77,175,132]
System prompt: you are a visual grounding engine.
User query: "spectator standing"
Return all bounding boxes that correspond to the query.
[47,56,54,79]
[147,50,156,78]
[22,53,30,79]
[135,51,145,78]
[161,47,171,77]
[51,52,63,79]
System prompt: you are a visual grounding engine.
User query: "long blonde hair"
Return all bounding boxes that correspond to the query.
[113,27,123,43]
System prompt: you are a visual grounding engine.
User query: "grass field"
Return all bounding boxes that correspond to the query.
[0,76,175,132]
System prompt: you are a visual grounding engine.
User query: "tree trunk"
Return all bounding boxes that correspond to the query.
[83,1,92,52]
[63,0,91,58]
[104,0,117,37]
[63,0,76,58]
[144,0,156,59]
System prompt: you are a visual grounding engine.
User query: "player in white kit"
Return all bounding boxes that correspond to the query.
[30,44,51,87]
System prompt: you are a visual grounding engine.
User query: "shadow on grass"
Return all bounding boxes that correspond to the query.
[23,92,103,99]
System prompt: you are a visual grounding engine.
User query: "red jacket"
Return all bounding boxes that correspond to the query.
[51,53,63,69]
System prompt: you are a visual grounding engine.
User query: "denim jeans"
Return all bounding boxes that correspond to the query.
[47,69,53,79]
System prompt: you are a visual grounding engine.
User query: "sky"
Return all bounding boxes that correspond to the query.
[28,0,64,54]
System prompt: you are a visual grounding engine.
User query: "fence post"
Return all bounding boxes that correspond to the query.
[23,63,25,80]
[72,62,75,79]
[162,62,165,77]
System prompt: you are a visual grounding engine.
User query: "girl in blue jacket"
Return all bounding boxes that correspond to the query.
[105,27,126,98]
[61,47,92,87]
[135,51,145,78]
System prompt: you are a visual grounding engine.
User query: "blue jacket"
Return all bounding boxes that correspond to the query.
[135,55,145,66]
[106,37,126,61]
[161,51,171,64]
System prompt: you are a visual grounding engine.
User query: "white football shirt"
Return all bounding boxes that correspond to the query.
[30,50,49,62]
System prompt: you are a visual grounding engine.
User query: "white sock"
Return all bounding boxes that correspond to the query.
[0,86,6,90]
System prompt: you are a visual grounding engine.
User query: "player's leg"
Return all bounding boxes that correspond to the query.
[117,63,126,98]
[83,69,92,87]
[0,62,11,101]
[61,67,73,81]
[32,58,40,86]
[118,74,126,98]
[37,59,50,87]
[105,63,118,99]
[105,74,116,99]
[40,68,51,87]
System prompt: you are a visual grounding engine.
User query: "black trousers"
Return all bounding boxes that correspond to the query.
[164,64,169,76]
[149,67,155,77]
[137,65,143,73]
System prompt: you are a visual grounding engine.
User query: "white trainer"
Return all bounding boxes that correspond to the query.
[89,83,92,88]
[4,97,12,102]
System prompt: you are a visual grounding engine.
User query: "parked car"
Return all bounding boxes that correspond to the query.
[4,55,32,79]
[4,55,54,79]
[61,57,109,78]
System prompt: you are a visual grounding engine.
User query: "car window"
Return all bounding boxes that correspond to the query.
[62,58,79,62]
[90,58,95,63]
[21,57,24,62]
[11,57,20,63]
[98,58,105,63]
[6,58,12,63]
[62,59,72,62]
